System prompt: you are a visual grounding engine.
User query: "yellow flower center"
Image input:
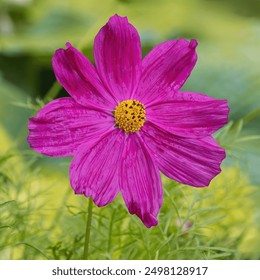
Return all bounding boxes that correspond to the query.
[114,99,146,133]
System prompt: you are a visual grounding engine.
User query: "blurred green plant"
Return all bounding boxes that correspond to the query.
[0,125,259,259]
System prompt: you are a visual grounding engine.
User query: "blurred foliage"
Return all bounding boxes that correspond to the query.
[0,0,260,259]
[0,126,259,260]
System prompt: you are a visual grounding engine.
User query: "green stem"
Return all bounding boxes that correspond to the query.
[83,197,93,260]
[43,81,61,103]
[108,210,115,252]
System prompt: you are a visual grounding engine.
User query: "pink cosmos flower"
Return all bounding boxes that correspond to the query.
[28,14,229,228]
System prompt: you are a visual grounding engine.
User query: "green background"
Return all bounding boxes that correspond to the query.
[1,0,260,259]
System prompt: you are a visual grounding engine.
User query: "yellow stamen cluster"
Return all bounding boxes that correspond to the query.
[114,99,146,133]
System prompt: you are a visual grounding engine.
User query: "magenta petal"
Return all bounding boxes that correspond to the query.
[146,91,229,138]
[70,130,125,206]
[27,97,114,157]
[135,39,198,105]
[141,122,226,187]
[52,43,115,109]
[120,134,163,228]
[94,14,142,101]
